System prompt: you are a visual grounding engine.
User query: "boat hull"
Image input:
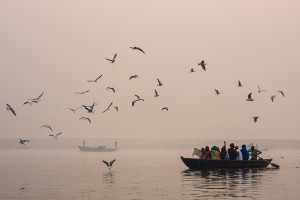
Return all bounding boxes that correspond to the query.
[181,156,271,169]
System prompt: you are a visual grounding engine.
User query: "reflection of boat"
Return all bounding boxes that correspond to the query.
[78,140,118,152]
[181,156,271,169]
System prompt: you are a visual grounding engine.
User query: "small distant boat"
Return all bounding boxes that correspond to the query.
[181,156,272,169]
[78,140,118,152]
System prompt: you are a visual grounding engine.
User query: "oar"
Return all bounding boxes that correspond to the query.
[259,156,280,169]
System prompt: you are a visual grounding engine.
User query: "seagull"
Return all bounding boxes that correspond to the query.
[23,100,38,106]
[258,85,266,93]
[82,102,97,113]
[162,107,168,111]
[19,139,30,145]
[129,75,139,80]
[75,90,90,94]
[130,46,145,54]
[114,106,119,111]
[41,125,53,131]
[67,107,81,113]
[49,132,62,139]
[198,60,206,71]
[278,90,285,97]
[246,93,254,101]
[29,91,44,102]
[6,104,16,116]
[87,75,102,82]
[79,117,91,123]
[238,80,242,87]
[189,68,195,73]
[214,89,220,95]
[157,79,163,86]
[154,89,159,97]
[252,116,259,123]
[102,159,116,170]
[106,87,115,93]
[105,53,117,63]
[103,102,113,113]
[134,95,144,101]
[271,95,276,102]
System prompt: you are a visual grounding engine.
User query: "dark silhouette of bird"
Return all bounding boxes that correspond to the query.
[258,85,266,93]
[134,95,144,101]
[75,90,90,94]
[129,75,139,80]
[79,117,91,123]
[67,107,81,113]
[106,87,115,93]
[105,53,117,63]
[23,100,38,106]
[19,139,30,145]
[271,95,276,102]
[238,80,242,87]
[252,116,259,123]
[246,93,254,101]
[49,132,62,139]
[87,75,102,82]
[189,68,195,73]
[278,90,285,97]
[102,159,116,170]
[114,106,119,111]
[103,102,113,113]
[198,60,206,71]
[41,125,53,131]
[6,104,16,116]
[28,91,44,102]
[154,89,159,97]
[162,107,168,111]
[130,46,145,54]
[157,79,163,86]
[82,102,98,113]
[214,89,220,95]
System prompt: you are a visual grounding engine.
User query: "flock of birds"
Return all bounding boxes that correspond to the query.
[5,45,286,169]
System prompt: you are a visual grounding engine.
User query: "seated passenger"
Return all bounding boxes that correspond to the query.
[235,146,243,160]
[192,147,204,158]
[240,144,249,160]
[248,146,262,160]
[220,146,227,160]
[200,146,211,160]
[227,143,238,160]
[211,146,221,160]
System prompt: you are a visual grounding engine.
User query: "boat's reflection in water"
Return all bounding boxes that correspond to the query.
[181,168,278,199]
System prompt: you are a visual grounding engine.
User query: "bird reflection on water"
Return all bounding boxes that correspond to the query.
[181,168,278,199]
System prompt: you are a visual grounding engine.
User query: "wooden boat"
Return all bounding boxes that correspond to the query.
[181,156,272,169]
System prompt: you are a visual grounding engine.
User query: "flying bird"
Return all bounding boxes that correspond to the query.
[82,102,97,113]
[106,87,115,93]
[75,90,90,95]
[214,89,220,95]
[49,132,62,139]
[157,79,163,86]
[23,100,38,106]
[252,116,259,123]
[278,90,285,97]
[41,125,53,131]
[103,102,113,113]
[29,91,44,102]
[87,75,102,82]
[102,159,116,170]
[114,106,119,111]
[154,89,159,97]
[6,104,16,116]
[19,139,30,145]
[67,107,81,113]
[189,68,195,73]
[258,85,266,93]
[79,117,91,123]
[130,46,145,54]
[134,95,144,101]
[129,75,139,80]
[238,80,243,87]
[162,107,168,111]
[198,60,206,71]
[105,53,117,63]
[271,95,276,102]
[246,93,254,101]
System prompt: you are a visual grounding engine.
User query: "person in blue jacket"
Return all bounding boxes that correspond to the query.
[240,144,249,160]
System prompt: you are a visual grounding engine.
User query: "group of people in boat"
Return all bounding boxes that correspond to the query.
[193,141,262,161]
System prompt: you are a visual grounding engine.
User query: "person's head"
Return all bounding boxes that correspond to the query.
[242,144,246,149]
[201,148,205,152]
[205,146,210,151]
[230,143,235,148]
[251,146,255,150]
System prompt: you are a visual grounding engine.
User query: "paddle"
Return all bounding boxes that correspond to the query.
[259,156,280,169]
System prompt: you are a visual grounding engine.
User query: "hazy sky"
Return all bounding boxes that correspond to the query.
[1,1,300,140]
